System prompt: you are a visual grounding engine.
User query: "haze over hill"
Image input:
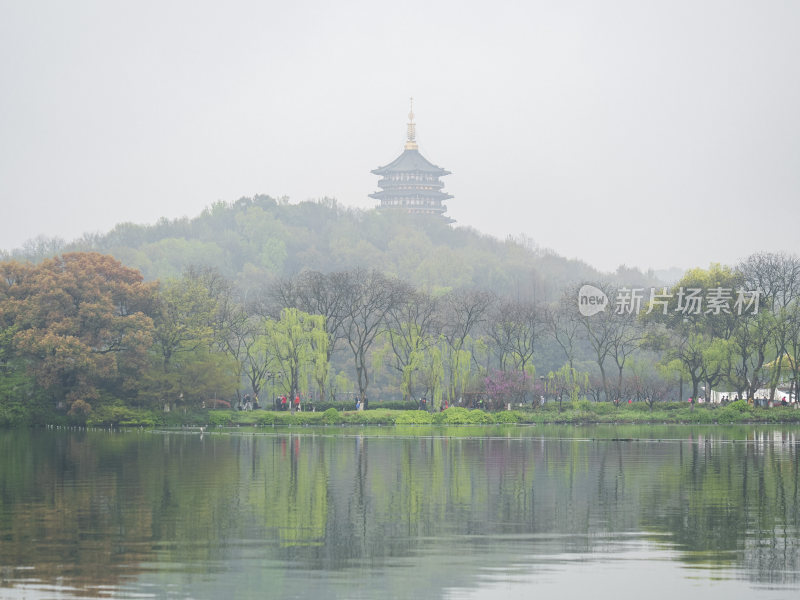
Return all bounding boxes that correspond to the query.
[1,196,668,298]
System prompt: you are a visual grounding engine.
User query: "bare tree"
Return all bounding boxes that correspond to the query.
[628,356,673,410]
[608,311,644,405]
[486,298,541,374]
[441,289,495,352]
[221,308,274,405]
[341,268,405,403]
[259,276,300,319]
[546,289,583,372]
[578,284,617,402]
[440,288,495,402]
[294,270,350,361]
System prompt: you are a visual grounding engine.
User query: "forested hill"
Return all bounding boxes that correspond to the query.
[6,195,662,296]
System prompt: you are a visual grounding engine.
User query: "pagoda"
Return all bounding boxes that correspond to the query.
[370,100,453,220]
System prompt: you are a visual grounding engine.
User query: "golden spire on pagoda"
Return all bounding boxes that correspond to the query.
[404,96,418,150]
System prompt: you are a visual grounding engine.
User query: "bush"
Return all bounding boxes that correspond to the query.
[434,407,494,424]
[369,400,419,411]
[0,403,26,427]
[727,399,752,413]
[275,412,325,425]
[763,407,800,423]
[661,402,689,412]
[313,400,418,411]
[342,409,395,424]
[573,399,593,412]
[322,407,341,424]
[255,411,276,425]
[86,403,163,428]
[311,401,347,412]
[207,410,236,427]
[394,410,434,424]
[495,410,524,424]
[623,402,652,412]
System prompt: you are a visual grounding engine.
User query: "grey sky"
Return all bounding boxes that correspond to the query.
[1,0,798,272]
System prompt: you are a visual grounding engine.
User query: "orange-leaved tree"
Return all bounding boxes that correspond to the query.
[0,253,156,415]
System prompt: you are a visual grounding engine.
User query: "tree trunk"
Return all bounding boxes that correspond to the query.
[599,362,609,404]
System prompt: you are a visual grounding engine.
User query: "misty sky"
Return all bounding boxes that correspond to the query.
[1,0,798,272]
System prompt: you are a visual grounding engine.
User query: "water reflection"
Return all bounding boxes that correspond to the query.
[0,426,798,598]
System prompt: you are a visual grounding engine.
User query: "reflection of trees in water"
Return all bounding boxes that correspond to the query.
[639,431,800,586]
[1,428,799,595]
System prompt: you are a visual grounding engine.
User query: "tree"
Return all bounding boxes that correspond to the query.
[381,287,438,401]
[578,283,618,402]
[218,302,275,405]
[727,310,776,401]
[145,268,236,409]
[340,269,404,404]
[740,252,800,400]
[484,369,531,410]
[783,302,800,402]
[642,265,746,404]
[265,270,352,402]
[151,272,219,373]
[608,310,644,405]
[440,289,494,403]
[486,299,541,376]
[546,290,583,372]
[1,261,39,418]
[651,328,710,406]
[546,364,586,412]
[1,253,156,414]
[263,308,328,411]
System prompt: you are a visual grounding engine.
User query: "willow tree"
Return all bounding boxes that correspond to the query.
[378,289,439,401]
[546,364,586,412]
[419,341,445,410]
[264,308,328,409]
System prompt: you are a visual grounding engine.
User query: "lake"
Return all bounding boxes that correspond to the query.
[1,425,798,599]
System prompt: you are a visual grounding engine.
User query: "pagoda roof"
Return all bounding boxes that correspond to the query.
[372,148,451,176]
[369,189,453,201]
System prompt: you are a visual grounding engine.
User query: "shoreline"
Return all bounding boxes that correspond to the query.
[15,401,800,429]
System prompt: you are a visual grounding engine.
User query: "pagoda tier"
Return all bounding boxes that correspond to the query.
[370,101,453,219]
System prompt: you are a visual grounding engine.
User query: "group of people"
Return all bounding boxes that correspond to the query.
[239,394,259,411]
[689,394,796,407]
[278,395,303,411]
[417,397,463,411]
[237,393,315,411]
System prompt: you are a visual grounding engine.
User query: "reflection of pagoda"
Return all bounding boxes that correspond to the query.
[370,99,453,220]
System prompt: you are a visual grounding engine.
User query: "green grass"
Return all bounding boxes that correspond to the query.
[186,401,800,428]
[18,399,800,430]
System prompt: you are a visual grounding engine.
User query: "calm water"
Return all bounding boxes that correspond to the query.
[1,425,799,599]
